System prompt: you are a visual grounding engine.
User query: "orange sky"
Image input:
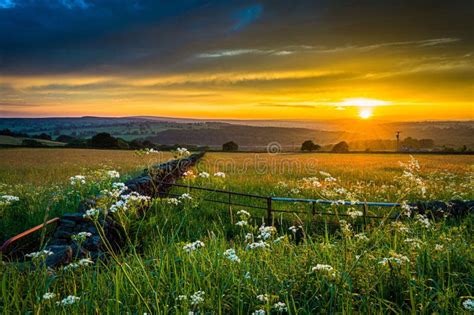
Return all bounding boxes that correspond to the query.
[0,2,473,121]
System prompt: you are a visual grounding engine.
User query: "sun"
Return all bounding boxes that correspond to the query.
[358,108,373,119]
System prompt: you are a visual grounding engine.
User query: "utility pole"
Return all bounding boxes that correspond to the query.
[396,131,401,152]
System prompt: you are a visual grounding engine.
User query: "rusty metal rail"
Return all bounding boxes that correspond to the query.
[0,218,60,255]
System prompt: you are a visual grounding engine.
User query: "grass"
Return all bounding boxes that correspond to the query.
[0,149,473,314]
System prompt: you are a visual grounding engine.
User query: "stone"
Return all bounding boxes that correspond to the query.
[59,219,76,228]
[44,245,73,267]
[62,212,88,222]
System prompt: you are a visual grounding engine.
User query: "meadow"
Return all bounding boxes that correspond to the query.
[0,149,473,314]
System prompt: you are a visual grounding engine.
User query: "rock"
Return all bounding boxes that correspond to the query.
[59,219,76,228]
[53,229,74,239]
[62,212,88,222]
[44,245,73,267]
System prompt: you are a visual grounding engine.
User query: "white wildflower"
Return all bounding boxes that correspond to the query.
[165,198,180,206]
[258,224,276,240]
[110,200,127,213]
[176,295,187,301]
[0,195,20,207]
[347,209,363,219]
[70,175,86,185]
[179,193,192,201]
[223,249,241,263]
[288,225,302,233]
[237,209,251,219]
[190,290,204,305]
[107,170,120,178]
[198,171,210,178]
[312,264,334,272]
[42,292,56,300]
[256,294,269,302]
[213,171,226,178]
[71,232,92,242]
[252,309,266,315]
[435,244,444,251]
[183,240,205,253]
[235,220,248,227]
[56,295,80,306]
[463,299,474,311]
[247,241,269,250]
[83,208,100,219]
[25,250,54,259]
[415,214,431,228]
[273,302,287,312]
[78,258,94,266]
[289,188,300,194]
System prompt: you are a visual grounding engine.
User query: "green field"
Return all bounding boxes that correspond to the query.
[0,149,473,313]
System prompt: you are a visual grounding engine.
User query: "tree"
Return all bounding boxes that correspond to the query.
[22,139,44,147]
[222,141,238,152]
[301,140,321,152]
[89,133,119,148]
[56,135,76,143]
[419,139,435,149]
[35,133,52,141]
[332,141,349,153]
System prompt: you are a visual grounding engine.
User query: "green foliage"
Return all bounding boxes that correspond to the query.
[0,151,472,313]
[332,141,349,153]
[301,140,321,152]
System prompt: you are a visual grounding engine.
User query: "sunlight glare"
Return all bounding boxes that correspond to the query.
[359,108,373,119]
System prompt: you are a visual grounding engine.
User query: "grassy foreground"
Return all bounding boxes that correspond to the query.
[0,149,473,314]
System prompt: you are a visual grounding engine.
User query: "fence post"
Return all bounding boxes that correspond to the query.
[228,192,234,224]
[267,197,273,225]
[363,202,368,227]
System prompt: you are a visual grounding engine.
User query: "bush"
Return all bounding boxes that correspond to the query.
[21,139,44,147]
[34,133,52,141]
[332,141,349,153]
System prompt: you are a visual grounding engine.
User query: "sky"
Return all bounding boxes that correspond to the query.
[0,0,473,120]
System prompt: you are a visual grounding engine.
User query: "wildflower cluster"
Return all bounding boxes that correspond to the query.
[223,248,240,263]
[174,147,191,159]
[71,231,92,242]
[235,209,251,226]
[25,250,54,259]
[183,240,205,253]
[56,295,81,306]
[70,175,86,186]
[63,258,94,271]
[0,194,19,207]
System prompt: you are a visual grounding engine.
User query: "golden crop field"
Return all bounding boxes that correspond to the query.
[0,148,172,185]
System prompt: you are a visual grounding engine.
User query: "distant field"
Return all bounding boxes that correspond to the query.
[0,148,172,185]
[0,135,66,147]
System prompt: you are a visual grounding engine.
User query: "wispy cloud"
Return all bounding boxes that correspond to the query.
[196,38,460,59]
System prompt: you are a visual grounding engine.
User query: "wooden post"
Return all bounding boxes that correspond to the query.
[267,197,273,225]
[363,202,368,227]
[228,192,233,224]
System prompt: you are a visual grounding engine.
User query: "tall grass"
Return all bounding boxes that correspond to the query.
[0,150,473,313]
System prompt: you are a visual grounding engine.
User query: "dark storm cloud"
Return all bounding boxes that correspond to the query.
[0,0,472,77]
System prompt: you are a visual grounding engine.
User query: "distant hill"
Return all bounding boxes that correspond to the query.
[0,116,472,149]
